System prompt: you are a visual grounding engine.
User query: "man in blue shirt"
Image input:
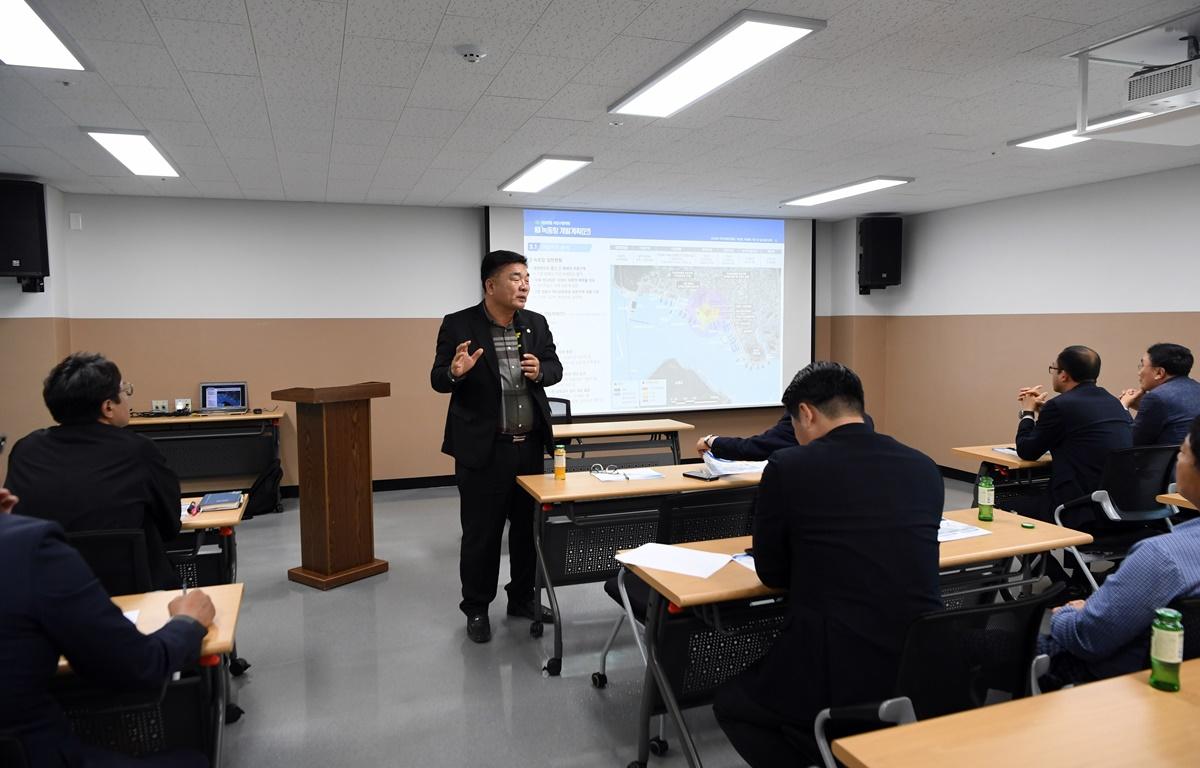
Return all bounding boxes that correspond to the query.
[1039,414,1200,685]
[1119,343,1200,446]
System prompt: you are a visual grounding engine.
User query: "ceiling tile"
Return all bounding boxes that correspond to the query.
[145,0,250,24]
[333,118,397,146]
[346,0,446,42]
[75,40,185,88]
[520,0,647,60]
[247,0,347,63]
[113,86,204,122]
[178,162,235,181]
[49,97,142,129]
[446,0,553,25]
[39,0,162,45]
[273,128,333,154]
[572,35,688,88]
[341,37,430,88]
[143,120,215,147]
[260,56,339,102]
[183,72,272,138]
[155,19,259,76]
[329,160,380,179]
[623,0,746,43]
[487,54,584,99]
[213,134,277,160]
[190,180,245,196]
[394,107,467,137]
[407,68,495,111]
[336,84,411,121]
[537,83,624,121]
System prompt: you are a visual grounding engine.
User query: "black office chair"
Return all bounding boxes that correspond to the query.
[1055,444,1178,593]
[809,583,1066,768]
[65,530,153,596]
[547,397,572,425]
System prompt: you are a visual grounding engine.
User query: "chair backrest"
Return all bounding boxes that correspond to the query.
[895,583,1065,720]
[1100,444,1179,513]
[1167,595,1200,660]
[65,529,153,596]
[547,397,572,425]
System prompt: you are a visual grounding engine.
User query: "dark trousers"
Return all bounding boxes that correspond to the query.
[713,673,820,768]
[455,437,545,616]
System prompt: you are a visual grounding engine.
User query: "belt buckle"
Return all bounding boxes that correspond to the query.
[511,433,527,443]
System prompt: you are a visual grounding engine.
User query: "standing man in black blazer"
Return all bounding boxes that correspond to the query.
[431,250,563,643]
[1014,345,1132,526]
[714,362,943,767]
[5,353,183,590]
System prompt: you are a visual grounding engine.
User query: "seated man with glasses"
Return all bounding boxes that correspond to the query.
[1011,345,1131,527]
[5,353,183,590]
[1119,343,1200,447]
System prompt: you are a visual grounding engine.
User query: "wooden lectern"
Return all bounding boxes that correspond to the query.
[271,382,391,590]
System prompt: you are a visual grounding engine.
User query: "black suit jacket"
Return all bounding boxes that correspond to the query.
[0,514,205,768]
[746,423,944,724]
[1015,382,1132,508]
[430,303,563,468]
[5,422,183,590]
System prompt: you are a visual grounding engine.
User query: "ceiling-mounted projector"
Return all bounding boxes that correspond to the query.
[1124,57,1200,111]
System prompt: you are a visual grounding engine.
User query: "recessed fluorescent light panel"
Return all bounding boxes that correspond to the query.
[500,156,592,194]
[1010,112,1153,150]
[783,177,913,207]
[0,0,83,69]
[86,131,178,177]
[609,10,825,119]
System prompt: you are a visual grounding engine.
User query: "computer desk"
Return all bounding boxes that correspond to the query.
[129,413,281,502]
[552,418,693,465]
[952,444,1051,507]
[832,658,1200,768]
[1159,492,1197,512]
[58,583,243,768]
[623,509,1093,768]
[515,465,760,676]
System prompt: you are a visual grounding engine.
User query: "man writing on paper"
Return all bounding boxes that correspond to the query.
[1038,414,1200,687]
[5,353,183,590]
[0,485,216,767]
[431,250,563,644]
[714,362,943,767]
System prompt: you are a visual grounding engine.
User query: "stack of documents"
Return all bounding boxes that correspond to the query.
[702,453,767,477]
[615,543,732,578]
[591,467,665,482]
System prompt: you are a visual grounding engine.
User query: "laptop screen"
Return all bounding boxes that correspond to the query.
[200,382,247,411]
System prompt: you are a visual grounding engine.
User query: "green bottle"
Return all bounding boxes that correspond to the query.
[977,475,994,522]
[1149,607,1184,692]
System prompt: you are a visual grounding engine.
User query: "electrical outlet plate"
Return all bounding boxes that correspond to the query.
[151,399,168,413]
[175,398,191,412]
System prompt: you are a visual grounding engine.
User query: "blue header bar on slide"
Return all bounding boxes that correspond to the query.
[524,209,784,244]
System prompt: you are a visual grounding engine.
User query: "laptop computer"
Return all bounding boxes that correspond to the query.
[198,381,249,414]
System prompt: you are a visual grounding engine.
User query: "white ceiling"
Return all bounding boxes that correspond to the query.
[2,0,1199,219]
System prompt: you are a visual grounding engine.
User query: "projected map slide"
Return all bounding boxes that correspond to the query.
[523,209,784,416]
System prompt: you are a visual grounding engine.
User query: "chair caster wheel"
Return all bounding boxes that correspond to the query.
[229,657,251,677]
[225,703,244,724]
[591,672,607,688]
[649,737,669,756]
[542,657,562,677]
[530,621,544,638]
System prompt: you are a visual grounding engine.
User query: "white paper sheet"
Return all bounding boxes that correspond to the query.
[992,446,1020,457]
[938,518,993,542]
[732,553,756,572]
[591,467,665,482]
[702,453,767,477]
[123,610,140,624]
[615,543,732,578]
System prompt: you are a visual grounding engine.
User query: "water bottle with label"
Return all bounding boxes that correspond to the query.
[1149,607,1183,692]
[977,475,994,522]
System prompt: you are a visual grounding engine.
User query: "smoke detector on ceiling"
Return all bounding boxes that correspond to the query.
[455,44,487,63]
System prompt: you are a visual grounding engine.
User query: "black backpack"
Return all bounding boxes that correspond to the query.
[244,459,282,519]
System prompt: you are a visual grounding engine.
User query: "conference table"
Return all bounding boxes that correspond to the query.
[953,443,1052,507]
[831,658,1200,768]
[551,418,693,466]
[623,509,1093,768]
[58,583,243,768]
[1159,492,1197,512]
[516,464,759,676]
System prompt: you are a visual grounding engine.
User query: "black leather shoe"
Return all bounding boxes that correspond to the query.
[467,613,491,643]
[506,600,555,624]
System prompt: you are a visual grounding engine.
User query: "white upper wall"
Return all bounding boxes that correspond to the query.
[823,163,1200,317]
[2,195,484,319]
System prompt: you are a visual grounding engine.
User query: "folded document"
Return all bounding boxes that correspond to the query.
[615,543,732,578]
[702,453,767,477]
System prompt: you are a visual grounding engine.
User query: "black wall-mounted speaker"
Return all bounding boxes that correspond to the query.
[857,217,901,294]
[0,179,49,292]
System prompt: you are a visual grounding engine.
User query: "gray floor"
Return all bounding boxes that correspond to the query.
[222,479,974,768]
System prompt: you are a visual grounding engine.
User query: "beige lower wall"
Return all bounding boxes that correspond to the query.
[7,313,1189,484]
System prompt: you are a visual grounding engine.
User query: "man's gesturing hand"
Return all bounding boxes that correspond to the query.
[451,340,484,378]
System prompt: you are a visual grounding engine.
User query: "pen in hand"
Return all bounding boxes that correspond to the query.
[181,577,188,596]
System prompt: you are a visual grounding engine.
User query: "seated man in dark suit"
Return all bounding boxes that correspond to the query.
[5,353,183,589]
[1012,345,1132,526]
[1119,343,1200,447]
[1039,415,1200,687]
[0,486,215,768]
[713,362,944,768]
